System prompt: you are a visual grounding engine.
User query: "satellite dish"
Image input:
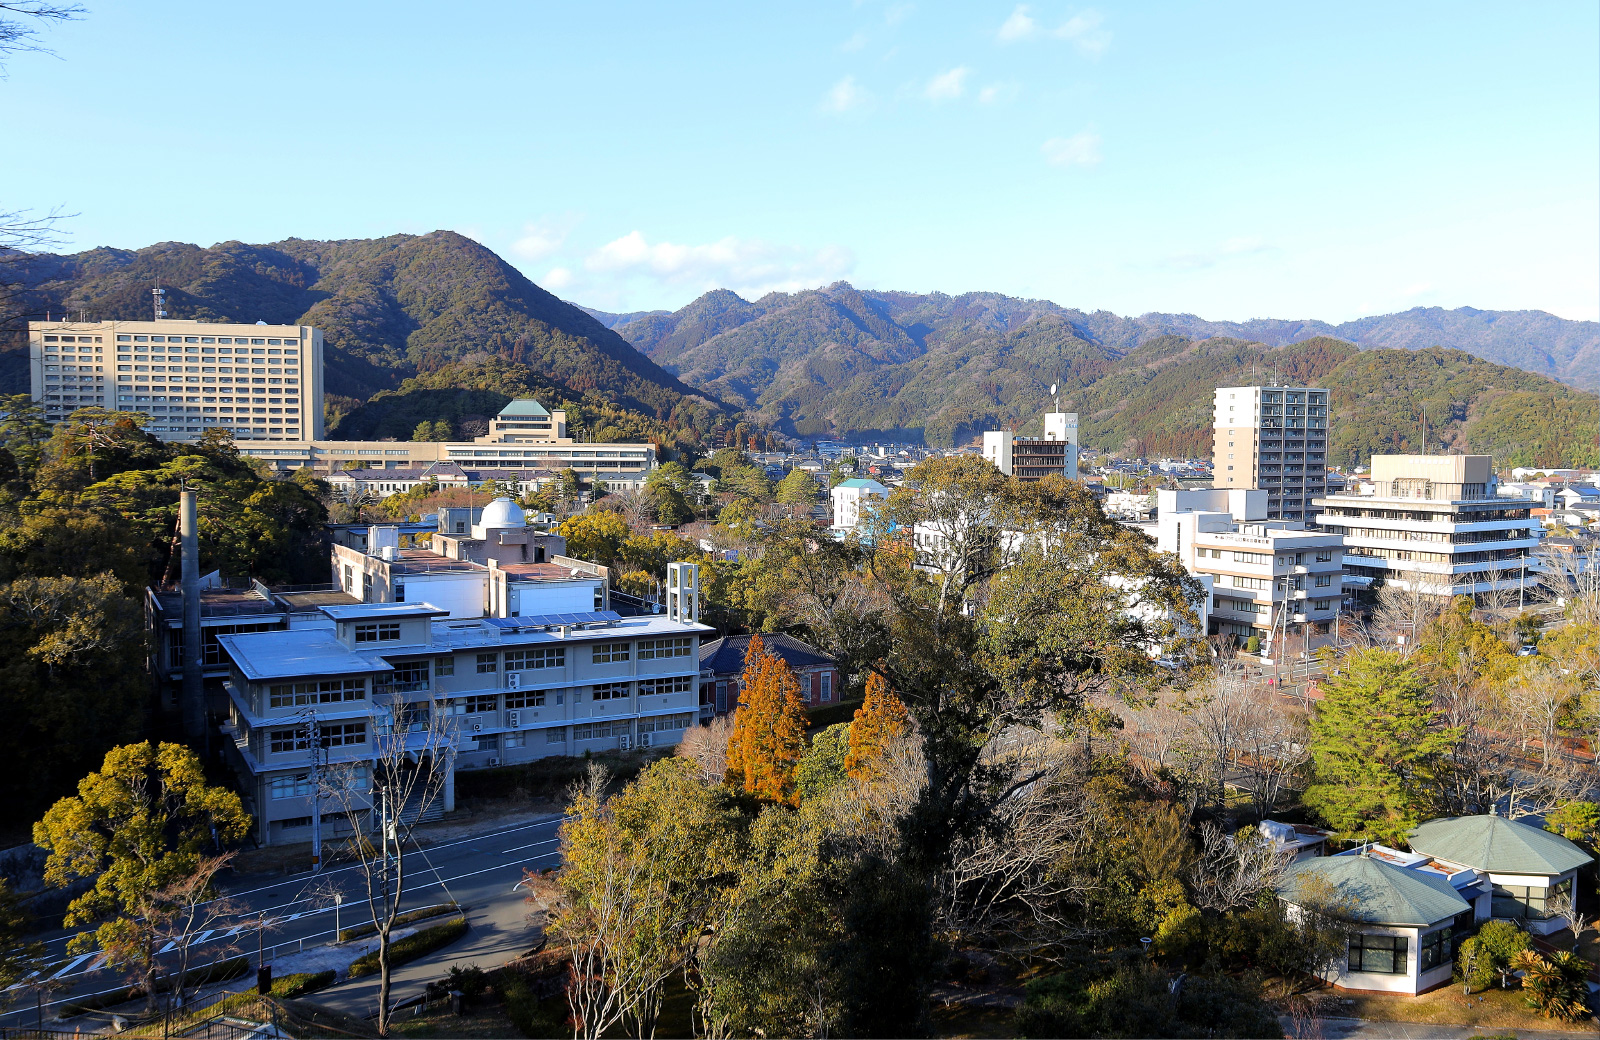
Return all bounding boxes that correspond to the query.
[1050,383,1057,395]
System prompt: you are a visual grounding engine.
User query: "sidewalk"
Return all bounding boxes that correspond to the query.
[1289,1016,1598,1039]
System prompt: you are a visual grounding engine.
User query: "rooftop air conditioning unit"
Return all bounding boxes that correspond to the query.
[506,672,521,689]
[506,710,520,727]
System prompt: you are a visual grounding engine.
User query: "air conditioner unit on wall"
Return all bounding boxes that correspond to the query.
[638,732,652,748]
[506,672,521,689]
[618,735,632,751]
[507,710,520,727]
[487,757,500,767]
[471,722,483,733]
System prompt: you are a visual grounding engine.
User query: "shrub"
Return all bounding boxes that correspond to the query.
[347,918,468,978]
[1245,636,1261,655]
[1512,949,1591,1020]
[271,970,336,998]
[1016,964,1283,1039]
[1457,920,1531,991]
[339,902,459,942]
[498,969,570,1039]
[446,963,489,1001]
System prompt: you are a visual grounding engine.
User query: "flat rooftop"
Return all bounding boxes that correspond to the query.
[497,562,602,582]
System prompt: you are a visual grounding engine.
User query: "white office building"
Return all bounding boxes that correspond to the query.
[830,477,890,534]
[1157,488,1345,646]
[982,411,1079,482]
[1314,454,1541,601]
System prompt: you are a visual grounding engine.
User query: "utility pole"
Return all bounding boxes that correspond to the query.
[300,710,324,873]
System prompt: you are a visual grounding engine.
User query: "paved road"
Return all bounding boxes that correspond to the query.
[4,814,565,1027]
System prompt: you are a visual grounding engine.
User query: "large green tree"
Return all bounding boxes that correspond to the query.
[34,743,251,1012]
[1302,649,1462,842]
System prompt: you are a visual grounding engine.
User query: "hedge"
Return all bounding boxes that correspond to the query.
[347,918,468,978]
[60,956,251,1016]
[270,970,336,998]
[339,902,460,942]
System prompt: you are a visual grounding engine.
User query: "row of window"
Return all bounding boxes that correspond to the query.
[112,334,299,345]
[267,766,370,799]
[267,722,366,755]
[442,676,697,714]
[269,678,365,708]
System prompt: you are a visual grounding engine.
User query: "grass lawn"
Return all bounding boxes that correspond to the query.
[1327,984,1600,1033]
[390,1003,525,1038]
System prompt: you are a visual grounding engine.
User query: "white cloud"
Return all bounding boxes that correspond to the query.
[1054,10,1110,56]
[840,29,868,52]
[978,81,1020,104]
[542,266,575,289]
[1041,131,1102,168]
[579,231,856,301]
[823,74,870,113]
[510,217,577,262]
[1000,6,1110,54]
[1153,237,1276,272]
[997,4,1036,41]
[924,66,970,102]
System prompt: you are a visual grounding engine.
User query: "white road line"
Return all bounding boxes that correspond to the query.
[501,838,560,854]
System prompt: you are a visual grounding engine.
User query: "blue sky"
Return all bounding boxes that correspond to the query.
[6,1,1596,321]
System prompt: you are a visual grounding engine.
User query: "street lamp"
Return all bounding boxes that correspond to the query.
[332,891,344,942]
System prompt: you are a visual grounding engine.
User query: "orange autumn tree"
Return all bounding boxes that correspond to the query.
[845,671,912,783]
[725,634,808,806]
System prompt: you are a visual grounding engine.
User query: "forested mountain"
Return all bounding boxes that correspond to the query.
[611,284,1597,467]
[4,233,726,434]
[618,285,1597,393]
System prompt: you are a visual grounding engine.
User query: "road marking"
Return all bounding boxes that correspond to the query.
[502,838,560,854]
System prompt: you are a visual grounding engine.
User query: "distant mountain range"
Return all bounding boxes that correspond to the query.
[5,236,1593,467]
[592,283,1597,466]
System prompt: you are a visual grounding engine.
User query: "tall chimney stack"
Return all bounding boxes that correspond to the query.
[180,490,205,742]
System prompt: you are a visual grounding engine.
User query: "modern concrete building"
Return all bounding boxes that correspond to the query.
[1212,386,1330,521]
[830,477,890,534]
[1156,488,1345,646]
[30,318,326,440]
[982,411,1079,482]
[1313,455,1541,602]
[218,562,710,846]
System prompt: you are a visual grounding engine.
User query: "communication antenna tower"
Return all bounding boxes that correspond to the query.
[152,284,167,321]
[1050,382,1058,412]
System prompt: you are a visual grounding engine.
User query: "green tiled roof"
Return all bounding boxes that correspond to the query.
[497,400,551,418]
[1277,854,1470,927]
[1409,814,1592,876]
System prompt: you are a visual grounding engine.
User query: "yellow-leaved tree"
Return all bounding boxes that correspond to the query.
[845,671,912,783]
[725,634,808,806]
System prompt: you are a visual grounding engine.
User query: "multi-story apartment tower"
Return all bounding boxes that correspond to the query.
[1212,386,1330,521]
[1314,454,1540,602]
[29,319,325,441]
[982,411,1080,482]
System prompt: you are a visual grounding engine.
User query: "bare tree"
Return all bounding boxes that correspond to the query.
[320,696,454,1036]
[1548,886,1588,954]
[1371,573,1452,653]
[150,854,246,1014]
[676,714,732,786]
[1189,822,1289,913]
[1535,541,1600,628]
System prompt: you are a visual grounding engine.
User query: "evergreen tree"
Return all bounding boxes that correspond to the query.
[845,672,912,783]
[725,635,808,806]
[1302,649,1461,842]
[776,468,820,506]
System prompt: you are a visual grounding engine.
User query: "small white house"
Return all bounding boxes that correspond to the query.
[1278,850,1481,995]
[830,477,890,535]
[1408,813,1593,937]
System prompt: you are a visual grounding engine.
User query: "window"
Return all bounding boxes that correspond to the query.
[268,722,365,754]
[638,713,696,733]
[1493,878,1569,920]
[1315,550,1335,563]
[268,773,315,799]
[394,583,405,603]
[1231,576,1271,590]
[546,726,567,743]
[354,621,400,643]
[573,720,627,740]
[1347,933,1407,974]
[592,681,632,700]
[592,642,630,664]
[1231,551,1270,564]
[638,675,693,697]
[1419,927,1452,972]
[637,637,692,659]
[472,734,499,752]
[476,652,498,674]
[821,672,833,702]
[268,678,364,708]
[505,689,548,709]
[388,661,429,690]
[505,647,564,670]
[434,655,455,677]
[1314,574,1333,587]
